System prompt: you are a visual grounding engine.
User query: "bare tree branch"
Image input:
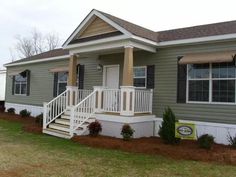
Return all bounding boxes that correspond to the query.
[12,28,61,59]
[45,32,60,51]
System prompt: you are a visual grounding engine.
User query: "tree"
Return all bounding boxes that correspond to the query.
[13,28,61,59]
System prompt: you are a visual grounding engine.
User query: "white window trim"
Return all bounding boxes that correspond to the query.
[14,75,27,96]
[186,63,236,105]
[133,66,147,89]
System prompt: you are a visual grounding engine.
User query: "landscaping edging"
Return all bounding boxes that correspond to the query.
[72,135,236,165]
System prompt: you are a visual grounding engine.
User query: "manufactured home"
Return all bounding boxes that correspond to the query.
[4,9,236,144]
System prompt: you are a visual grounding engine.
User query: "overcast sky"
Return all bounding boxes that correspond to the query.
[1,0,236,69]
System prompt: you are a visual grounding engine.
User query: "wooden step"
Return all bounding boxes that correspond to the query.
[49,123,70,132]
[55,118,70,125]
[43,128,71,139]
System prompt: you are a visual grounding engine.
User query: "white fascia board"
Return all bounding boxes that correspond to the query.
[69,39,130,54]
[4,55,70,67]
[157,33,236,47]
[64,35,129,49]
[131,35,157,46]
[62,9,132,48]
[129,41,156,53]
[69,39,156,54]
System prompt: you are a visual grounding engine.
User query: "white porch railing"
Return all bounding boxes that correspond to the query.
[134,89,153,113]
[43,89,69,129]
[43,88,92,129]
[102,89,121,113]
[70,91,96,136]
[99,87,153,115]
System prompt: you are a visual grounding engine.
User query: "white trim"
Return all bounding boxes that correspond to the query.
[65,35,128,49]
[4,55,70,67]
[157,33,236,47]
[102,65,120,88]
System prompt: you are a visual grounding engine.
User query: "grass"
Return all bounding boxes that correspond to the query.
[0,120,236,177]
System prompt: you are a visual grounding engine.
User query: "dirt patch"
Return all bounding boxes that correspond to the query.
[72,135,236,165]
[0,112,42,134]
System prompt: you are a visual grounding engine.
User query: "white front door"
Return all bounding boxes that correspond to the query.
[103,65,119,88]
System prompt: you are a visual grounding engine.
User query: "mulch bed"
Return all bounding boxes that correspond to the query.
[0,112,42,134]
[72,135,236,165]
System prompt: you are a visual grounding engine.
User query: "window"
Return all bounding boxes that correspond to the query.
[57,72,68,95]
[56,71,79,95]
[187,62,236,104]
[14,74,27,95]
[133,66,147,88]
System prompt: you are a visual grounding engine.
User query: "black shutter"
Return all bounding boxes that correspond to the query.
[78,65,84,89]
[12,76,15,95]
[53,73,58,97]
[26,70,31,96]
[147,65,155,89]
[177,57,187,103]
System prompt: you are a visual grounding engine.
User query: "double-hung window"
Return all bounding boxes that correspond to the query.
[14,74,27,95]
[133,66,147,88]
[57,72,68,95]
[187,62,236,104]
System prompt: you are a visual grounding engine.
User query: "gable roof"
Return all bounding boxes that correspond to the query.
[6,10,236,66]
[5,48,69,66]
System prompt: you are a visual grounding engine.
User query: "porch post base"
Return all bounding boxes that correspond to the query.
[120,86,135,116]
[93,86,105,113]
[66,86,78,107]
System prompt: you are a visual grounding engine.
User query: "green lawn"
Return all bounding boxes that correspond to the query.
[0,120,235,177]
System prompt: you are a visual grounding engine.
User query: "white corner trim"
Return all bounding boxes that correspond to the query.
[157,33,236,47]
[4,55,70,67]
[62,9,132,48]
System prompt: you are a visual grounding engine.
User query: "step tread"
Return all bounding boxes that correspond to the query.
[44,128,70,135]
[50,123,69,128]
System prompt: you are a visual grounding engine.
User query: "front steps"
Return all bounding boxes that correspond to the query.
[43,110,96,139]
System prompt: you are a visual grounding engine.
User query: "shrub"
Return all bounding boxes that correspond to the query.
[0,105,5,112]
[7,108,15,114]
[121,124,135,141]
[19,109,31,117]
[158,107,180,144]
[197,134,215,149]
[88,121,102,136]
[35,113,43,127]
[227,133,236,149]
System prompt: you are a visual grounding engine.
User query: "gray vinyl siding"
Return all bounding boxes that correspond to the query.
[6,59,70,106]
[5,40,236,124]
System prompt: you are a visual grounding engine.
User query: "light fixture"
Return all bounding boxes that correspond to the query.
[97,64,103,71]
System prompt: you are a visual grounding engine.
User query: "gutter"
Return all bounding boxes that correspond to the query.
[4,55,70,67]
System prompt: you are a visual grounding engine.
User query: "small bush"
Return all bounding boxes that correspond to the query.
[35,113,43,127]
[19,109,31,117]
[0,105,5,112]
[158,107,180,144]
[197,134,215,149]
[88,121,102,136]
[121,124,135,141]
[7,108,15,114]
[227,133,236,149]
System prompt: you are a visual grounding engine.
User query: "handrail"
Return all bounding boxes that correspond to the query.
[43,89,69,129]
[70,90,96,135]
